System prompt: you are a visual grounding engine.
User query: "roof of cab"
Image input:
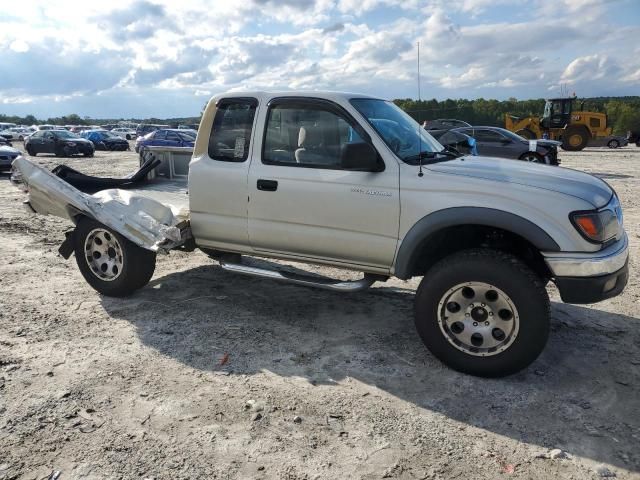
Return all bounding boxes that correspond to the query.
[209,91,384,103]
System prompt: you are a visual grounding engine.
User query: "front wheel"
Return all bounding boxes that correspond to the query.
[519,152,546,163]
[414,249,550,377]
[607,139,620,149]
[73,218,156,297]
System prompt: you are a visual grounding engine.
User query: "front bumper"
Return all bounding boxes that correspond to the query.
[544,234,629,303]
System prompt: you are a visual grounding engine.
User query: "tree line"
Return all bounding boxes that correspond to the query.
[2,96,638,135]
[394,96,640,135]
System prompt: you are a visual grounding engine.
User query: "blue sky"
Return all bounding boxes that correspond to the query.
[0,0,638,119]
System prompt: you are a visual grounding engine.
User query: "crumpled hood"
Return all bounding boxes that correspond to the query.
[535,139,562,148]
[428,156,612,208]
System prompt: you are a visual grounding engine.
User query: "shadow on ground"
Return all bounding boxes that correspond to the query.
[101,262,640,472]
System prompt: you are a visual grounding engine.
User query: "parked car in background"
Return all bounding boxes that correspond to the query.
[0,135,12,146]
[587,134,629,149]
[36,125,57,131]
[452,126,561,165]
[0,127,31,141]
[0,145,22,171]
[134,128,195,152]
[25,130,94,157]
[81,130,129,151]
[136,123,170,138]
[0,122,17,130]
[111,127,137,140]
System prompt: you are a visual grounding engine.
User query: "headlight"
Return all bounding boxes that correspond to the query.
[66,142,76,146]
[570,195,623,244]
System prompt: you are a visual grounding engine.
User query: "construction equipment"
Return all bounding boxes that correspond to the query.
[505,96,611,151]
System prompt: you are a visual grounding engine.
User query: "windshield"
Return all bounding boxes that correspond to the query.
[350,98,444,163]
[54,130,80,139]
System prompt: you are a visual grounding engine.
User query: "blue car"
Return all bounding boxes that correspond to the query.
[80,130,129,151]
[135,129,195,153]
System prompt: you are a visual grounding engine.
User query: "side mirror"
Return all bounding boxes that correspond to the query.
[341,142,383,172]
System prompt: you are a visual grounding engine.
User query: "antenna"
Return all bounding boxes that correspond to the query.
[417,41,424,177]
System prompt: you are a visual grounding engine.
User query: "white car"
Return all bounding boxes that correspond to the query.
[111,128,137,140]
[1,127,31,141]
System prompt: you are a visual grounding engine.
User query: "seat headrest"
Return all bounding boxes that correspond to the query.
[298,126,322,148]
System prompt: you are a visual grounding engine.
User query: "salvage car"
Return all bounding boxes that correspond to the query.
[13,91,629,378]
[453,126,561,164]
[81,130,129,151]
[587,134,629,149]
[111,127,137,140]
[0,145,21,171]
[135,129,195,153]
[25,129,94,157]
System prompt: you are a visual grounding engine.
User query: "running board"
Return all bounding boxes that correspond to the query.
[219,258,384,292]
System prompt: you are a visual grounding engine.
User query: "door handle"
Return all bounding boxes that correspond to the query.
[257,179,278,192]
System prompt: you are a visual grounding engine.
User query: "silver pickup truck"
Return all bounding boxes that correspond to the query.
[12,91,629,377]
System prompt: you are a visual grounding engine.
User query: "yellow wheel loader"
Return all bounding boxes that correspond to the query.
[505,97,611,151]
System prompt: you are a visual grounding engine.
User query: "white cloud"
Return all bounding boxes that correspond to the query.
[0,0,638,117]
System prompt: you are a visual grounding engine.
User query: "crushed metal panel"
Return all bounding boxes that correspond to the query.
[13,156,188,252]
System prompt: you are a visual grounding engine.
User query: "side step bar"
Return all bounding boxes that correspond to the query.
[219,257,385,292]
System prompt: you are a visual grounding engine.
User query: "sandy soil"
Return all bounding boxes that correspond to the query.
[0,144,638,480]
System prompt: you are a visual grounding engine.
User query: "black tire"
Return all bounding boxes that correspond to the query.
[26,146,36,156]
[83,150,94,157]
[516,128,536,140]
[607,139,620,149]
[126,134,131,140]
[414,249,550,377]
[519,151,545,164]
[561,126,589,151]
[73,217,156,297]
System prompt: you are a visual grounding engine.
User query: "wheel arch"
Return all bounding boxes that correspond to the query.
[394,207,560,280]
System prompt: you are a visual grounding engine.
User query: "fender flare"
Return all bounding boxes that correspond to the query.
[393,207,560,279]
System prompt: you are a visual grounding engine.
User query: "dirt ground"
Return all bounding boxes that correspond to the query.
[0,144,638,480]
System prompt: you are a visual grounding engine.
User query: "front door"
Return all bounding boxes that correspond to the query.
[42,132,56,154]
[247,98,400,270]
[468,128,510,158]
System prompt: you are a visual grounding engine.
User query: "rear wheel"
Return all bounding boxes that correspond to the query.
[516,128,536,140]
[73,218,156,297]
[561,126,589,151]
[414,249,550,377]
[607,139,620,149]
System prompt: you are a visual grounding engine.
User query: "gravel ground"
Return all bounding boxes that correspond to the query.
[0,144,638,480]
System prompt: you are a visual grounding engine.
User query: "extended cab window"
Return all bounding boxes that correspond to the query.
[208,98,257,162]
[262,101,366,168]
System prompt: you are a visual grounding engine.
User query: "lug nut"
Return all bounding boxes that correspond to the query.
[484,321,490,326]
[473,322,478,326]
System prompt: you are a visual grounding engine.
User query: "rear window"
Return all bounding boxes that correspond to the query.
[208,98,257,162]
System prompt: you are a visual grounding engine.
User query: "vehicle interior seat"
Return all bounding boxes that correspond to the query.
[294,126,337,165]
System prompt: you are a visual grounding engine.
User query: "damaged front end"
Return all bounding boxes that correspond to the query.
[12,156,191,254]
